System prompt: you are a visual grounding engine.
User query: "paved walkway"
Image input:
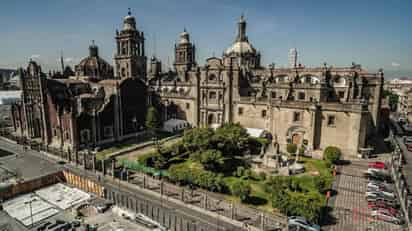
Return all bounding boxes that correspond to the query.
[324,158,404,231]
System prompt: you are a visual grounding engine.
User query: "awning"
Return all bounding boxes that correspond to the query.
[246,127,266,138]
[162,118,191,133]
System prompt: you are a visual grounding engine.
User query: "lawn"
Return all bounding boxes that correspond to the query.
[299,156,332,177]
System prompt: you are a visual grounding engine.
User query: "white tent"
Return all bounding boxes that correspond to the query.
[162,119,191,133]
[246,127,266,138]
[0,90,21,105]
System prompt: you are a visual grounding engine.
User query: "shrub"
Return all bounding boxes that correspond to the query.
[243,169,252,180]
[324,146,341,164]
[298,146,305,155]
[287,143,297,155]
[236,166,245,177]
[167,163,226,192]
[230,180,251,202]
[137,151,158,166]
[258,172,267,181]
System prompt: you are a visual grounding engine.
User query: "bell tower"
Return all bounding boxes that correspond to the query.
[174,29,196,74]
[114,9,147,80]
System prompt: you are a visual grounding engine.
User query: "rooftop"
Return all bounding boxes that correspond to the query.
[0,142,62,182]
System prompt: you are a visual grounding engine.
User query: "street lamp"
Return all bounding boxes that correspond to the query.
[24,196,38,228]
[216,199,222,231]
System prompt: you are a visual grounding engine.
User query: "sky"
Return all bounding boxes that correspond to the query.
[0,0,410,78]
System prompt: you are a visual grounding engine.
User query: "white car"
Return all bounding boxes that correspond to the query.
[366,191,396,201]
[288,216,320,231]
[371,210,403,224]
[366,168,390,176]
[368,182,393,192]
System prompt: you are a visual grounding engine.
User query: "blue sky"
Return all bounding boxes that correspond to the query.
[0,0,410,78]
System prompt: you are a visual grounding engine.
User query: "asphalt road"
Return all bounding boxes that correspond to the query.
[0,139,247,231]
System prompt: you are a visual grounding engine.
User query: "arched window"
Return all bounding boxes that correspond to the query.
[209,74,217,81]
[121,68,126,77]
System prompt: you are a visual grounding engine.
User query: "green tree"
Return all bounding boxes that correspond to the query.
[153,153,168,169]
[324,146,341,164]
[236,166,245,177]
[231,180,251,202]
[145,106,161,131]
[213,123,250,156]
[199,149,224,171]
[287,143,297,155]
[182,127,214,151]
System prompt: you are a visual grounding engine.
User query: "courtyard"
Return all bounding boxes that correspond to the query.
[116,123,335,224]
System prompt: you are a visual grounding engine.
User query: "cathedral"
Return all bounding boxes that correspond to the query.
[11,11,384,158]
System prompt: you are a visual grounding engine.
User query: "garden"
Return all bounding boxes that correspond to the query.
[118,122,341,223]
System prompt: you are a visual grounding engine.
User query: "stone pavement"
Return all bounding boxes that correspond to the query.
[324,159,405,231]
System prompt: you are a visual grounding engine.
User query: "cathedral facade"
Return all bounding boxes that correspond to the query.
[149,15,384,157]
[11,12,383,157]
[11,11,148,154]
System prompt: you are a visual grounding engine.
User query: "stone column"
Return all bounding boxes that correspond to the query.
[204,194,207,209]
[230,203,234,219]
[75,151,79,165]
[92,155,96,172]
[111,159,115,178]
[102,159,106,175]
[83,153,87,169]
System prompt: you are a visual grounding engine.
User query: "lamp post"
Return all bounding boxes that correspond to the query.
[216,199,222,231]
[25,196,38,228]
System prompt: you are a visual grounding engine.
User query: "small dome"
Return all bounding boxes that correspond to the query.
[225,41,256,55]
[123,8,136,31]
[179,29,190,44]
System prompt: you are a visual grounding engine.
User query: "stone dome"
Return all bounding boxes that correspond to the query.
[75,43,113,79]
[179,29,190,44]
[123,9,136,31]
[225,41,256,55]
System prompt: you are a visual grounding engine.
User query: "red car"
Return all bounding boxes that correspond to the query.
[368,161,387,169]
[372,208,400,217]
[368,202,398,215]
[407,144,412,152]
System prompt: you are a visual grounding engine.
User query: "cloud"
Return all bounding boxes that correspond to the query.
[30,54,40,59]
[392,62,400,67]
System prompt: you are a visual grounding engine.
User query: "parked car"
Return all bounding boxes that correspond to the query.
[288,216,320,231]
[368,201,397,210]
[367,196,399,207]
[364,169,392,182]
[403,136,412,144]
[368,161,387,169]
[367,188,396,198]
[372,207,400,217]
[366,191,396,200]
[371,210,403,225]
[368,181,393,192]
[367,184,393,193]
[406,144,412,152]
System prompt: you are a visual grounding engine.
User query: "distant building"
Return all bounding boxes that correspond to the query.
[0,69,18,90]
[289,48,298,68]
[11,12,384,158]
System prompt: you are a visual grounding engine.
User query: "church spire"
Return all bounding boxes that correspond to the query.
[60,50,64,73]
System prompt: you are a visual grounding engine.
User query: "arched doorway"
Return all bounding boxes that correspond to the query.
[292,133,301,145]
[207,114,215,125]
